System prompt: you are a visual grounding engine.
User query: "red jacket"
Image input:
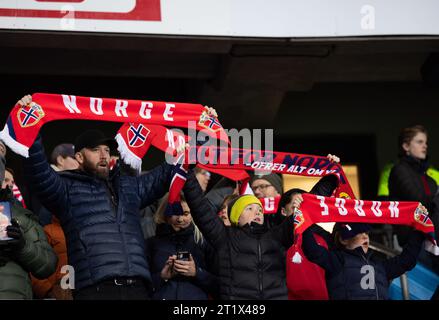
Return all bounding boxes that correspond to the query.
[286,233,329,300]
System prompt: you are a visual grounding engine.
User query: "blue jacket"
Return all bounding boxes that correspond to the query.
[302,227,425,300]
[146,223,218,300]
[23,136,172,290]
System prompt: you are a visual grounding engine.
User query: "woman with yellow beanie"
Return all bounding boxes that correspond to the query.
[184,171,295,300]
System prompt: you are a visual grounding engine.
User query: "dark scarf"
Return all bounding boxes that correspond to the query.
[156,223,195,244]
[401,155,429,174]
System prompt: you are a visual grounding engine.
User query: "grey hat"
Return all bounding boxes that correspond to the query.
[250,173,283,194]
[50,143,75,165]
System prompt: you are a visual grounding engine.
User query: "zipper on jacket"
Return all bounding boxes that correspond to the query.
[104,179,117,213]
[257,240,263,298]
[105,176,130,274]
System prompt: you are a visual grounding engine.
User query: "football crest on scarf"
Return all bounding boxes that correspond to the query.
[17,102,45,128]
[127,123,150,148]
[198,110,222,132]
[414,206,434,227]
[293,208,305,228]
[338,192,351,199]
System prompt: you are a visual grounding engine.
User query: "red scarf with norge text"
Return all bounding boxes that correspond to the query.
[2,94,435,246]
[0,93,229,157]
[0,93,231,216]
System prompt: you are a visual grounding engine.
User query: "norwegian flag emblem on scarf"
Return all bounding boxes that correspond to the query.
[293,208,305,229]
[198,111,223,132]
[165,153,189,216]
[126,124,150,148]
[17,103,45,128]
[414,207,434,227]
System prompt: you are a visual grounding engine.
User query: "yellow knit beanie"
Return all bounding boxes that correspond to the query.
[229,195,262,226]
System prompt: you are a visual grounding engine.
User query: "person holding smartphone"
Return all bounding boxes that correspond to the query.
[145,193,218,300]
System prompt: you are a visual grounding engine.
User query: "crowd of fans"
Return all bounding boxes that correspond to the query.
[0,95,438,300]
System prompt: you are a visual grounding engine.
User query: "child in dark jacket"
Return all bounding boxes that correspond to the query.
[183,169,337,300]
[184,170,294,300]
[302,219,426,300]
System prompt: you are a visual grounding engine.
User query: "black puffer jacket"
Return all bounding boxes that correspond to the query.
[23,136,172,290]
[389,156,438,245]
[184,171,294,300]
[146,223,218,300]
[389,156,437,211]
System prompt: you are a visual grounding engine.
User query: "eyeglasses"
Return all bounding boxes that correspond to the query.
[251,184,272,192]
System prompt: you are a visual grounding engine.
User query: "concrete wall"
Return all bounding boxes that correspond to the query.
[276,82,439,172]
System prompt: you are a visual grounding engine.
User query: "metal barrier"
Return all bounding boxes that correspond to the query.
[369,241,410,300]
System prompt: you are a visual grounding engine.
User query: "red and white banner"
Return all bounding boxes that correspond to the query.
[0,93,228,158]
[295,194,436,245]
[1,1,439,37]
[259,196,281,214]
[0,0,161,21]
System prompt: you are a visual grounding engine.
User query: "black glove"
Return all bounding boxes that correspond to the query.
[6,219,25,251]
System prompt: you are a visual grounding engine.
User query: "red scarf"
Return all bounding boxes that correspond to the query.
[115,123,249,215]
[116,122,355,199]
[295,193,436,243]
[115,122,249,181]
[193,146,355,199]
[12,184,26,208]
[0,93,228,157]
[259,196,281,214]
[115,123,356,218]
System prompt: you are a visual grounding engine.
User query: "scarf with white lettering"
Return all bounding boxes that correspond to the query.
[0,93,228,158]
[192,146,355,199]
[115,122,249,181]
[115,124,356,199]
[259,196,281,214]
[295,193,436,244]
[115,123,249,215]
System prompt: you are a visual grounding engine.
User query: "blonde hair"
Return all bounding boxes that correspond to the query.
[154,193,204,245]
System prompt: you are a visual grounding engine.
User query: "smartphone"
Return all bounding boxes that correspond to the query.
[176,251,190,261]
[0,202,12,241]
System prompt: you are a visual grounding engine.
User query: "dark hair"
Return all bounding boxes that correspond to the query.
[271,188,307,226]
[222,194,240,219]
[331,223,344,249]
[333,231,344,249]
[398,125,427,157]
[277,188,306,212]
[5,167,14,176]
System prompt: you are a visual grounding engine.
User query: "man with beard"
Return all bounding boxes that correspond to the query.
[19,94,174,300]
